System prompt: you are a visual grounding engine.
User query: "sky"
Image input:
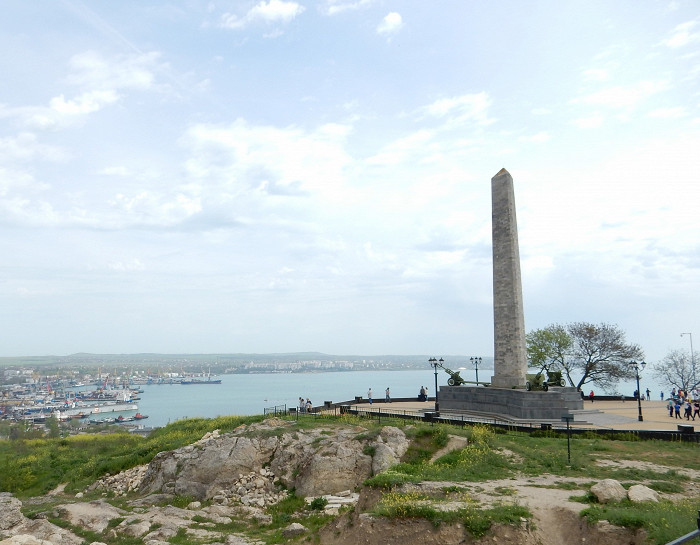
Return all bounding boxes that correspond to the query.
[1,1,699,363]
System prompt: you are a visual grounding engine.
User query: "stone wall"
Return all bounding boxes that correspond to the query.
[440,386,583,420]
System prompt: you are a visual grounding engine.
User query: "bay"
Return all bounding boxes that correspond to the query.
[124,368,660,428]
[136,369,452,427]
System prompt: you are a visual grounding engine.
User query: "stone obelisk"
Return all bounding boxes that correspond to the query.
[490,168,527,388]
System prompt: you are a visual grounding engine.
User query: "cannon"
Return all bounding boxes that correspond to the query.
[444,367,467,386]
[434,360,489,386]
[525,365,566,391]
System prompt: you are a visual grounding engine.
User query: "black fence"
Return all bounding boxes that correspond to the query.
[263,404,287,416]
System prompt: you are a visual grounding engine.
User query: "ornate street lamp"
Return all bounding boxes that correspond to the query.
[629,361,646,421]
[470,356,482,386]
[428,357,441,414]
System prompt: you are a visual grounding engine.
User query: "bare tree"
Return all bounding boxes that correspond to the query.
[526,322,644,391]
[653,349,699,392]
[565,322,644,391]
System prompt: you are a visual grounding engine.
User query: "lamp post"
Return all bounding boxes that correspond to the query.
[470,356,482,386]
[429,357,441,414]
[629,361,646,421]
[681,333,695,369]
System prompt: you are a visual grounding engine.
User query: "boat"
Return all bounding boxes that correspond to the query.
[91,402,138,414]
[180,368,221,384]
[180,378,222,384]
[89,417,116,425]
[133,413,149,420]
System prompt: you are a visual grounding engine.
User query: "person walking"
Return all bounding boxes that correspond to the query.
[588,390,595,403]
[645,388,651,400]
[385,387,391,403]
[684,401,693,420]
[674,400,682,419]
[693,401,700,421]
[367,388,372,404]
[668,398,674,417]
[660,391,664,401]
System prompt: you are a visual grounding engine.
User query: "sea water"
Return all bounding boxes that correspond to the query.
[132,368,657,428]
[136,369,441,427]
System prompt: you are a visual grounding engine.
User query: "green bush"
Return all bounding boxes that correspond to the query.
[309,496,329,510]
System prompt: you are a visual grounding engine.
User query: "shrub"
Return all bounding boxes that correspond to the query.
[309,497,329,510]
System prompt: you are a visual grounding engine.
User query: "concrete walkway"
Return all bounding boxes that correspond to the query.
[348,399,697,432]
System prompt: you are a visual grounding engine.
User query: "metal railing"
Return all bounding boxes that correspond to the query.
[263,404,286,416]
[276,399,700,442]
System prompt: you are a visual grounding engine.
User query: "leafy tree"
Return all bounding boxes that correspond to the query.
[45,415,61,438]
[526,322,644,391]
[526,325,571,370]
[653,349,699,392]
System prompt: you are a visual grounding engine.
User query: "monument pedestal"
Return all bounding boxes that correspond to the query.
[440,386,583,420]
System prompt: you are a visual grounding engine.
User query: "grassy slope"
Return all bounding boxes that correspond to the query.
[1,414,699,544]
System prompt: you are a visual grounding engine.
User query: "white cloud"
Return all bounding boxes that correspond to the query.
[661,20,700,48]
[366,129,435,166]
[572,81,669,109]
[518,132,550,143]
[582,68,609,81]
[49,90,120,115]
[1,51,163,129]
[573,115,604,129]
[220,0,305,29]
[422,92,494,126]
[323,0,375,15]
[648,106,686,118]
[377,12,403,35]
[0,133,67,162]
[108,258,146,272]
[182,119,353,204]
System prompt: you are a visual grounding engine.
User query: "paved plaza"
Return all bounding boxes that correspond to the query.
[349,398,697,432]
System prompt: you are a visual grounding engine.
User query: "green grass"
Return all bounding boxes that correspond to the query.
[582,498,700,544]
[5,411,700,545]
[372,491,531,537]
[0,414,265,497]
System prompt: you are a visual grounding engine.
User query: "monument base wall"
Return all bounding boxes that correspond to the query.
[439,386,583,420]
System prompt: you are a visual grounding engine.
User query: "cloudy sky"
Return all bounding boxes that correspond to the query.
[1,1,698,362]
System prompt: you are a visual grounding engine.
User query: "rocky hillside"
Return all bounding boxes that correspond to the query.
[1,417,696,545]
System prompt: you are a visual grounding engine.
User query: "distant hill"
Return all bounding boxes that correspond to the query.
[0,352,493,370]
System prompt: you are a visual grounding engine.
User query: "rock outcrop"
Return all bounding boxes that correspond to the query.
[0,494,81,545]
[137,420,409,500]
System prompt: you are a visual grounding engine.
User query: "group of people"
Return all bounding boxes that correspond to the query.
[667,388,700,420]
[297,397,313,413]
[668,398,700,420]
[366,388,391,404]
[418,385,429,402]
[668,387,699,402]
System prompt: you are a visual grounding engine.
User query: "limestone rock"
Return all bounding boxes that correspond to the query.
[0,495,82,545]
[133,420,407,501]
[590,479,627,503]
[0,495,25,531]
[58,500,126,533]
[627,484,659,503]
[0,535,54,545]
[139,433,279,500]
[281,522,307,537]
